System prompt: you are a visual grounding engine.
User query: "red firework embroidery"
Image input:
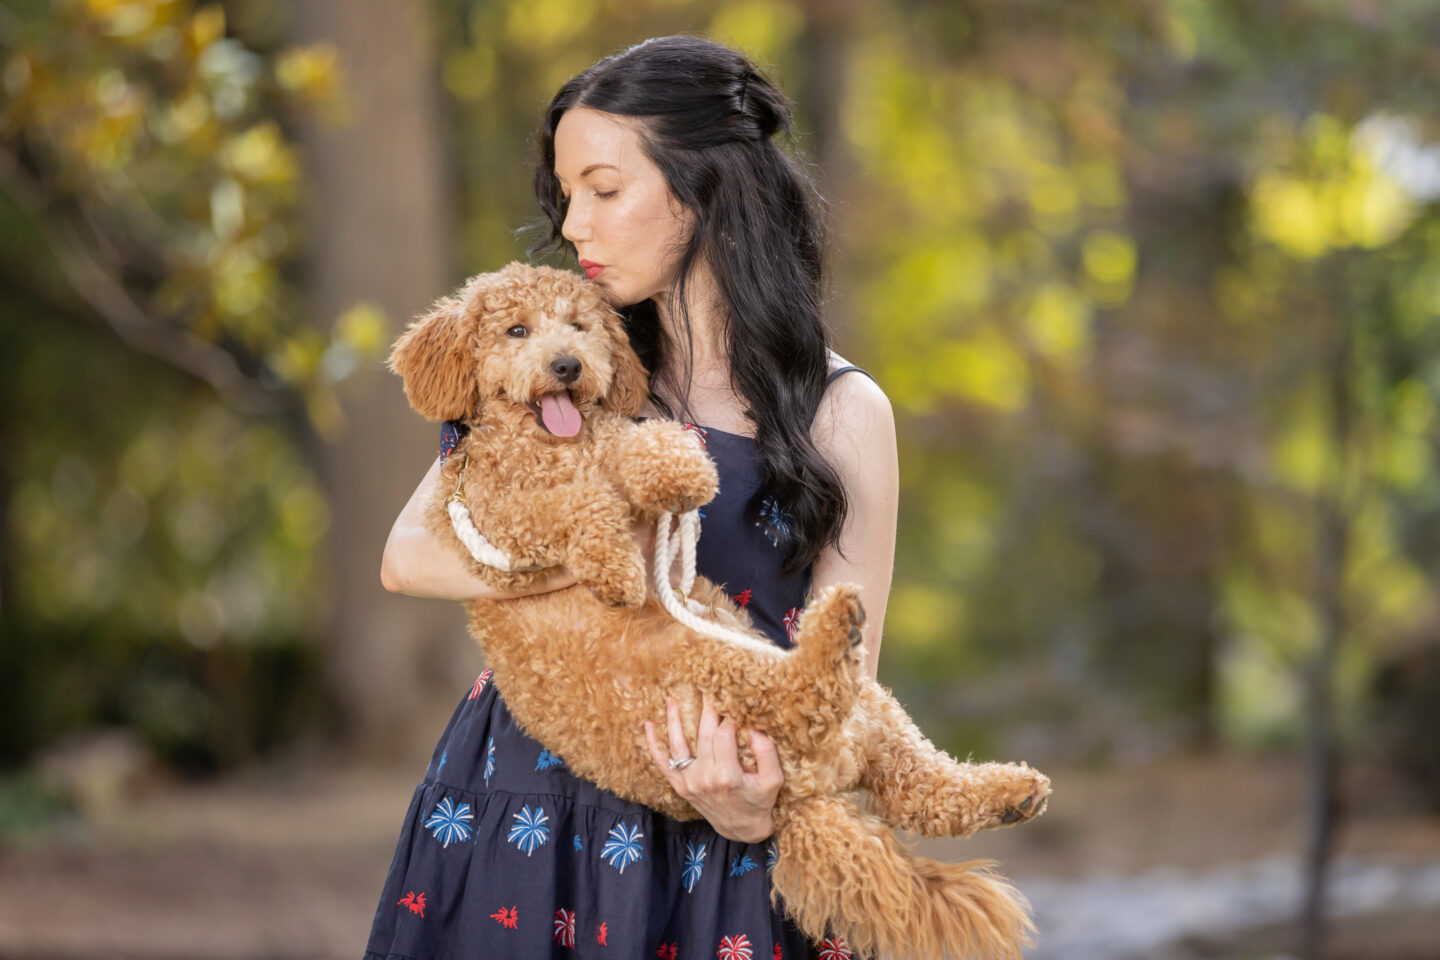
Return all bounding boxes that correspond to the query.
[717,933,754,960]
[597,921,609,945]
[817,937,853,960]
[656,944,679,960]
[782,607,799,641]
[553,908,576,948]
[468,668,494,700]
[397,891,426,917]
[490,905,518,929]
[733,588,753,608]
[773,945,783,960]
[682,422,709,449]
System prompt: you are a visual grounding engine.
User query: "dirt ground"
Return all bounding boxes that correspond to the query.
[0,751,1437,959]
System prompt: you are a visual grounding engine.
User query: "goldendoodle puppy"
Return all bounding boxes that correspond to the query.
[389,262,1051,960]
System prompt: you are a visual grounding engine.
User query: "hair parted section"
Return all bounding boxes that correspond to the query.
[530,35,846,576]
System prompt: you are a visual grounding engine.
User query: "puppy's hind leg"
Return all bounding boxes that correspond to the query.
[856,684,1051,838]
[768,583,866,746]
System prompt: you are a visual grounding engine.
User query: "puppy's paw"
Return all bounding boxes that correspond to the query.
[618,423,720,513]
[568,541,649,608]
[797,583,866,652]
[980,763,1051,829]
[589,580,647,607]
[585,561,649,608]
[633,467,718,515]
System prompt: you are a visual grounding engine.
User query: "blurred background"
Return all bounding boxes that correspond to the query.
[3,0,1440,957]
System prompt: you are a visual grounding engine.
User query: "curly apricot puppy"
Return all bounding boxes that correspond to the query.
[390,262,1051,960]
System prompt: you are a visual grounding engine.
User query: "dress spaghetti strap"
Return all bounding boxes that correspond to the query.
[826,364,876,386]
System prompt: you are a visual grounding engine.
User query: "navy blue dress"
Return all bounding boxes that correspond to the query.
[364,370,870,960]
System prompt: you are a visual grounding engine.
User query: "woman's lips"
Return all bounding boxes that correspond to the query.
[579,260,605,280]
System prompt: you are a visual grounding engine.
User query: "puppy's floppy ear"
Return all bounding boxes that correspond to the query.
[601,312,650,418]
[387,292,478,422]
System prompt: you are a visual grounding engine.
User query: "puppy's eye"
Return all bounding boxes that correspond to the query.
[570,322,583,332]
[507,325,528,339]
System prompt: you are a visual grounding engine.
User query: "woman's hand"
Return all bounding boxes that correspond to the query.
[643,693,783,844]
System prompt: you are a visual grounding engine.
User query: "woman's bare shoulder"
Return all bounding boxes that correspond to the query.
[814,355,893,457]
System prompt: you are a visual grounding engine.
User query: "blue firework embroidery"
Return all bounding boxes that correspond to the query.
[507,804,550,856]
[766,841,778,873]
[437,748,447,773]
[729,853,758,876]
[573,834,583,851]
[484,737,495,785]
[755,495,792,547]
[682,841,707,892]
[424,797,474,847]
[535,749,564,771]
[600,821,645,874]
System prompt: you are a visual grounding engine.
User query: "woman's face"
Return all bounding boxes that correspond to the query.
[554,107,694,308]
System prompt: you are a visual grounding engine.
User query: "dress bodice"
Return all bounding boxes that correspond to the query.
[672,424,807,647]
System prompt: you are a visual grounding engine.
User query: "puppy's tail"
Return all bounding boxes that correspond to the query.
[771,795,1034,960]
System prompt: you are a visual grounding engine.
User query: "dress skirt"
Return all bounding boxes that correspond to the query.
[362,671,827,959]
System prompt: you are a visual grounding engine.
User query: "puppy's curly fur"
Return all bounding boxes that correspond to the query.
[389,262,1051,960]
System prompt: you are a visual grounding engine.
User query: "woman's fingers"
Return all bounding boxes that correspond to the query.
[747,729,783,789]
[643,719,666,766]
[696,692,720,766]
[643,695,784,843]
[709,716,742,789]
[644,719,689,799]
[665,696,693,762]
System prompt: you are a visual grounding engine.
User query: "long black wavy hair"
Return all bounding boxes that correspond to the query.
[531,35,846,576]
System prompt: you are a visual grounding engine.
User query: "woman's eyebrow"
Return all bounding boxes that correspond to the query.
[557,163,620,188]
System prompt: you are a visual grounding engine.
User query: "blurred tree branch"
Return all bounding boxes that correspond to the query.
[0,146,285,415]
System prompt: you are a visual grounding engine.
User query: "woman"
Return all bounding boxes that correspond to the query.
[368,35,897,959]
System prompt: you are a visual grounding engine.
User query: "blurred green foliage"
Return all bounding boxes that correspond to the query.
[4,0,1440,786]
[0,0,339,770]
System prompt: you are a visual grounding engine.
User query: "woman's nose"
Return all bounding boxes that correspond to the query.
[561,196,590,244]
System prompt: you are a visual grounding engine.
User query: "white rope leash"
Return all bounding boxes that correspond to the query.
[445,453,523,572]
[446,497,518,571]
[444,453,776,651]
[649,508,777,651]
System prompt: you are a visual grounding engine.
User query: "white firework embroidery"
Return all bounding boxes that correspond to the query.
[423,797,473,847]
[507,804,550,855]
[599,821,645,873]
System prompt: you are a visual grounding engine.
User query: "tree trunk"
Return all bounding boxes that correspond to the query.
[1299,307,1353,960]
[288,0,470,761]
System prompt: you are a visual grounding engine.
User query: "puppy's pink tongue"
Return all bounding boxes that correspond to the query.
[539,391,582,437]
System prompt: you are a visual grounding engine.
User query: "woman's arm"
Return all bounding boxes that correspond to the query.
[380,455,579,601]
[809,370,899,681]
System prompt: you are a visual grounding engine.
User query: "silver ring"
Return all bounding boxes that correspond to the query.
[668,755,696,771]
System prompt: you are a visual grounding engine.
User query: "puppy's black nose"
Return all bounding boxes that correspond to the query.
[550,356,581,384]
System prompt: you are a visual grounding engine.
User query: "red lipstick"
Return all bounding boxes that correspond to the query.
[579,259,605,280]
